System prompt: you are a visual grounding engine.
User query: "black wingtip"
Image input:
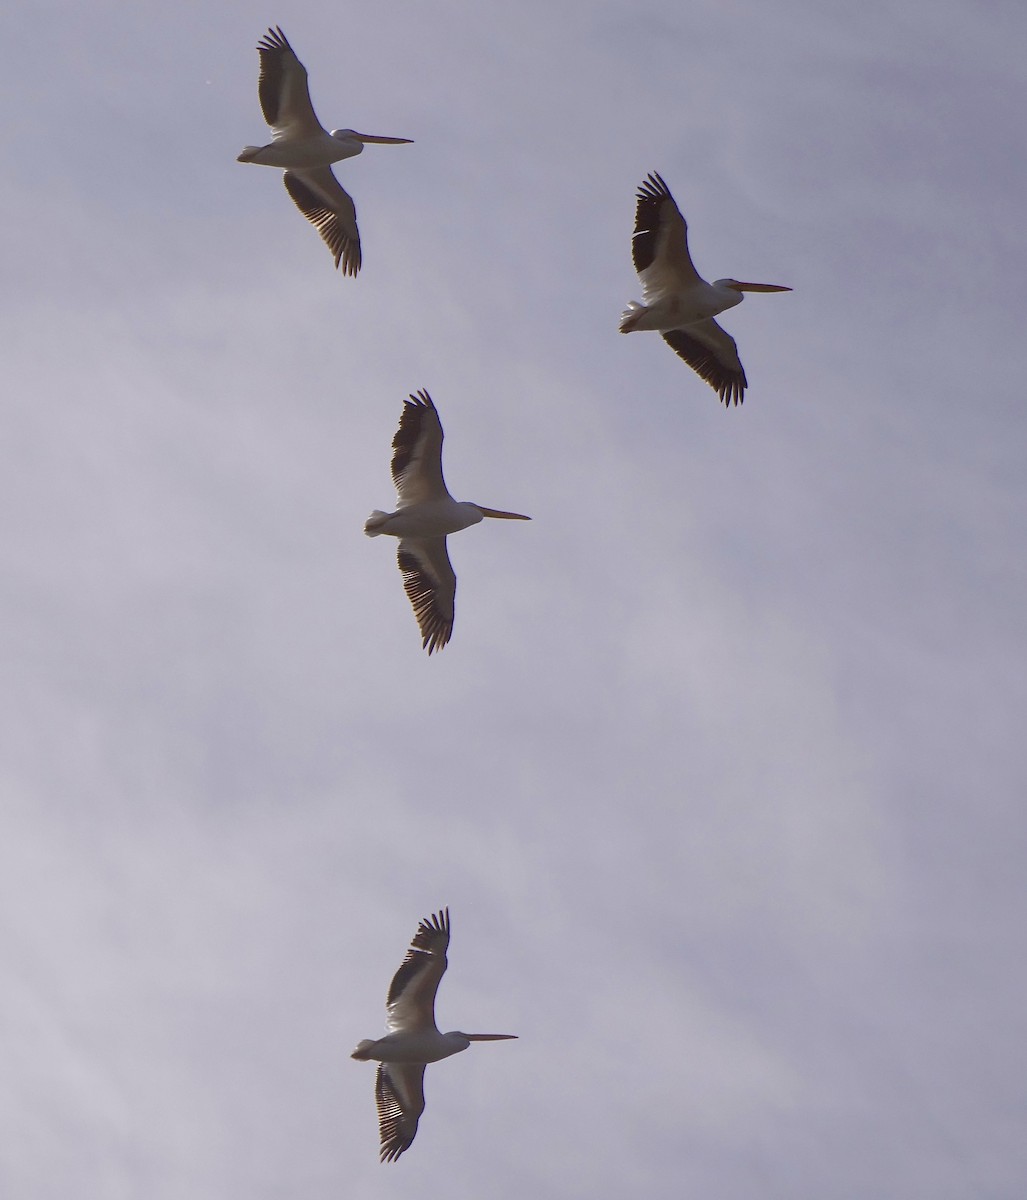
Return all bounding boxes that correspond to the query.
[257,26,290,53]
[419,908,450,938]
[636,170,671,203]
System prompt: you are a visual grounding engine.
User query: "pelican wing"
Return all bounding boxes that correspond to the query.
[386,908,450,1033]
[391,391,448,505]
[396,539,456,655]
[632,172,703,301]
[255,27,323,139]
[281,169,361,275]
[662,321,747,406]
[375,1062,427,1163]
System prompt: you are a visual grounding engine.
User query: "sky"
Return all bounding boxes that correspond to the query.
[3,0,1026,1196]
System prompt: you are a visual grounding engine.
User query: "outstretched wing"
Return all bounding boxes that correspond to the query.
[375,1062,427,1163]
[255,27,323,139]
[391,391,448,505]
[632,172,703,302]
[386,909,450,1032]
[396,539,456,655]
[282,169,361,275]
[662,321,747,406]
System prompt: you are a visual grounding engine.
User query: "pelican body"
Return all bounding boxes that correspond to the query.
[238,27,412,274]
[365,391,530,654]
[367,499,484,541]
[354,1028,484,1065]
[620,172,791,405]
[352,909,517,1162]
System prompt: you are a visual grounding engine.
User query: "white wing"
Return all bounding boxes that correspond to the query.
[390,391,449,505]
[631,172,704,303]
[385,909,450,1033]
[281,169,361,276]
[254,27,324,140]
[375,1062,427,1162]
[396,540,456,655]
[662,320,747,406]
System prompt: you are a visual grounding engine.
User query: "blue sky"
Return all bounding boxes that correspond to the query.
[3,1,1026,1196]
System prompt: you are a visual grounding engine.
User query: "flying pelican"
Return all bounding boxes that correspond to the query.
[620,172,791,405]
[237,27,412,275]
[352,909,517,1162]
[365,391,530,654]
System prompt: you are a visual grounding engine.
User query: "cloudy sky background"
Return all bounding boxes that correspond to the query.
[3,0,1026,1195]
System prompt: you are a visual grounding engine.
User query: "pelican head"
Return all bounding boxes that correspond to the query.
[473,506,532,521]
[719,279,792,294]
[330,128,414,152]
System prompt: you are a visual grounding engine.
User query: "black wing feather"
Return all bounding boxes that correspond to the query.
[662,329,747,406]
[391,391,439,486]
[376,1063,426,1163]
[255,27,310,127]
[397,543,454,654]
[632,171,683,274]
[281,172,361,275]
[387,909,450,1005]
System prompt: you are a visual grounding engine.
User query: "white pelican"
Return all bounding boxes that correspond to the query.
[352,909,517,1162]
[620,172,791,405]
[365,391,530,654]
[237,27,412,275]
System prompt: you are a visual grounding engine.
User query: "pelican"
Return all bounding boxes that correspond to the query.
[620,172,791,405]
[365,391,530,654]
[352,909,517,1162]
[237,27,412,275]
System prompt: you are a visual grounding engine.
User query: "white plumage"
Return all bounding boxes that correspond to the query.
[365,391,530,654]
[351,909,517,1162]
[621,172,791,405]
[238,27,412,274]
